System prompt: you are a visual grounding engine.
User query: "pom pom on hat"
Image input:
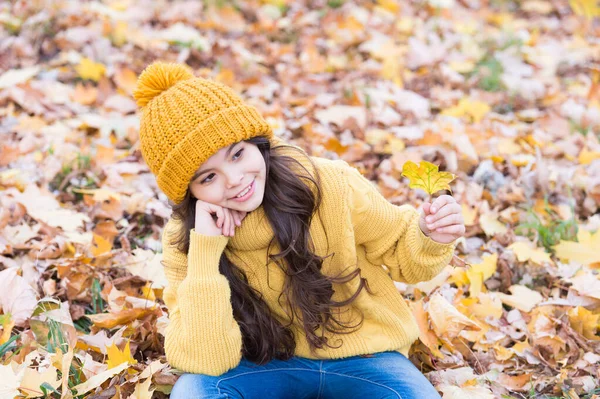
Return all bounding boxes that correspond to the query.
[133,61,194,107]
[135,60,274,204]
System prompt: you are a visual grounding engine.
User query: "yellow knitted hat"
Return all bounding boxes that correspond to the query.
[133,61,273,204]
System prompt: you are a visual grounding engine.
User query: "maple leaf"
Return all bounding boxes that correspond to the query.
[106,340,138,369]
[401,160,456,195]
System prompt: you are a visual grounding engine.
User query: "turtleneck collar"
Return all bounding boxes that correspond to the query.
[228,203,274,251]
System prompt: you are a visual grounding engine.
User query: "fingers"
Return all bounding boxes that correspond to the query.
[215,206,224,229]
[430,195,454,214]
[422,202,431,215]
[224,209,234,237]
[433,224,466,235]
[425,197,462,232]
[231,210,241,227]
[427,211,463,231]
[425,202,459,224]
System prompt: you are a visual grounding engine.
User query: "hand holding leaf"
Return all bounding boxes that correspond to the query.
[402,161,464,245]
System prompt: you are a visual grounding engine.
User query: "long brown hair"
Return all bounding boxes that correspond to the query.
[167,136,374,364]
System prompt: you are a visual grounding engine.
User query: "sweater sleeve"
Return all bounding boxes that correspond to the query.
[346,166,457,284]
[161,218,243,376]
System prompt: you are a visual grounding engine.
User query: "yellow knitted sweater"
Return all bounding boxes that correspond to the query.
[160,137,457,376]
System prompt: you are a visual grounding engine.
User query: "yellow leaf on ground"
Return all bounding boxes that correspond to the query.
[568,306,600,340]
[578,147,600,165]
[401,160,456,195]
[508,241,553,265]
[479,212,508,236]
[106,340,138,369]
[72,362,129,396]
[441,98,491,123]
[428,293,481,339]
[129,376,154,399]
[496,285,543,312]
[377,0,400,13]
[91,233,112,257]
[75,58,106,82]
[466,253,498,297]
[20,365,61,397]
[569,0,600,18]
[567,272,600,300]
[461,203,477,226]
[553,229,600,267]
[411,300,443,358]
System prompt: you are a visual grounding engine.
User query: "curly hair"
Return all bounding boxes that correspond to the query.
[167,136,374,364]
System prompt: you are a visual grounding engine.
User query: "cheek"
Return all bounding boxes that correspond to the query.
[191,183,223,202]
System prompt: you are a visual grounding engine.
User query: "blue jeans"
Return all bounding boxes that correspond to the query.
[170,351,442,399]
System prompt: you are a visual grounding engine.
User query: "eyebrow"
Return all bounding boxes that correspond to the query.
[192,143,238,180]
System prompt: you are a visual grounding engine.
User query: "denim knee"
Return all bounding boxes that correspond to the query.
[170,373,226,399]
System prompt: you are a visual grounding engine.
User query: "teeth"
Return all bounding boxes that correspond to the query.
[235,183,251,198]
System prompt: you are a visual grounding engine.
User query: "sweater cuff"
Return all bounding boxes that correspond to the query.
[415,222,458,256]
[188,228,230,278]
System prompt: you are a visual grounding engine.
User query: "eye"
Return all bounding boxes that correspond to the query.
[200,173,215,184]
[232,148,244,160]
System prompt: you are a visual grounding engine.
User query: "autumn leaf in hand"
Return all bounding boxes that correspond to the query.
[401,160,457,196]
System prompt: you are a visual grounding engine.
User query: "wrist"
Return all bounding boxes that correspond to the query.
[187,229,230,277]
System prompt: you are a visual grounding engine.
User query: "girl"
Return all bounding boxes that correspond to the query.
[133,61,465,399]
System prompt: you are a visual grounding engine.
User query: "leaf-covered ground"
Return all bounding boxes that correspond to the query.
[1,0,599,398]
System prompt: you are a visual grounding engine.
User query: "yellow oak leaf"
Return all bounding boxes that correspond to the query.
[441,98,491,123]
[552,229,600,267]
[569,0,600,18]
[401,160,456,195]
[75,58,106,82]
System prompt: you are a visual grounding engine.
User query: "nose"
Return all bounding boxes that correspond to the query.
[225,171,244,189]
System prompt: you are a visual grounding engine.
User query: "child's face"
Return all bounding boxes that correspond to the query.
[189,141,266,213]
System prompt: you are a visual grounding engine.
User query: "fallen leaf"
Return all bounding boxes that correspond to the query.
[508,241,553,265]
[75,58,106,82]
[427,293,481,339]
[553,229,600,267]
[497,285,543,312]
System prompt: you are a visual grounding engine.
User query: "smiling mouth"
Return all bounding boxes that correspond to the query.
[231,180,254,199]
